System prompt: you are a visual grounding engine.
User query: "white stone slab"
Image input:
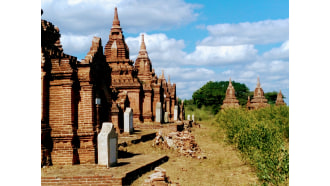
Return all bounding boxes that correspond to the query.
[187,114,190,120]
[164,112,169,123]
[97,122,118,167]
[174,105,178,121]
[155,102,162,123]
[124,107,133,134]
[192,114,195,122]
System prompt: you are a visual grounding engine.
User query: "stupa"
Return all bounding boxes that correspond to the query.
[248,77,269,110]
[221,78,240,109]
[275,89,286,106]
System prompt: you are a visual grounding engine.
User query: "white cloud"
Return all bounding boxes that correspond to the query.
[185,45,258,65]
[60,33,98,56]
[270,60,289,73]
[262,40,289,60]
[200,19,289,46]
[160,67,215,81]
[126,33,186,68]
[41,0,201,34]
[126,33,258,68]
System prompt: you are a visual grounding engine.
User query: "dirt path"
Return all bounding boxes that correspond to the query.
[129,121,260,185]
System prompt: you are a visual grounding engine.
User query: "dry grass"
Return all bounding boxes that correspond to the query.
[129,121,260,186]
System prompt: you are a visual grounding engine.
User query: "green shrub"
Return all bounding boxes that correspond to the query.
[214,106,289,185]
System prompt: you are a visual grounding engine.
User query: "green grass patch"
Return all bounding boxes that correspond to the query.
[185,104,215,121]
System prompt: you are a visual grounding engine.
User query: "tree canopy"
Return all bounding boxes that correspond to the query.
[191,81,250,113]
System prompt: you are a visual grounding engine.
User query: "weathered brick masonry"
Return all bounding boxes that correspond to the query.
[41,7,184,166]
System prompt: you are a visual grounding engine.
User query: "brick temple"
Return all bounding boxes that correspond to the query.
[247,77,270,110]
[275,89,286,106]
[41,8,183,166]
[221,78,240,109]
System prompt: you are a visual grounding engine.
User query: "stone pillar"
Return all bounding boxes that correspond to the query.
[170,96,175,121]
[187,114,190,121]
[152,85,161,122]
[155,102,162,123]
[192,114,195,122]
[174,105,178,121]
[124,107,133,134]
[164,112,169,123]
[98,122,118,167]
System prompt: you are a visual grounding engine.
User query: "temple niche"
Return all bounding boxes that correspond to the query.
[275,89,286,106]
[221,78,240,109]
[247,77,269,110]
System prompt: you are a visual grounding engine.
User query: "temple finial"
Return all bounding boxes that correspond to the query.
[162,70,164,79]
[112,7,120,27]
[168,75,171,84]
[257,76,260,88]
[140,34,146,51]
[229,77,232,86]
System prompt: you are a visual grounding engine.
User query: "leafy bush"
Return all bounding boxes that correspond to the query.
[214,106,289,185]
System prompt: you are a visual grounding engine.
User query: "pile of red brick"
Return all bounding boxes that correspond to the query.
[143,167,179,186]
[153,131,206,159]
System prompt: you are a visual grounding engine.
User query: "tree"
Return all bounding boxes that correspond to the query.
[192,81,250,114]
[264,91,286,105]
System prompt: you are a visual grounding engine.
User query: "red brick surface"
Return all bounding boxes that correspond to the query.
[41,8,183,166]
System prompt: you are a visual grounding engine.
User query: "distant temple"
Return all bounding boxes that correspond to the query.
[247,77,269,110]
[221,78,240,109]
[275,89,286,106]
[41,8,182,166]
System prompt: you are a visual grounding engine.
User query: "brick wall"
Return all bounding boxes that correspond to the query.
[126,90,141,124]
[142,91,153,122]
[41,176,122,186]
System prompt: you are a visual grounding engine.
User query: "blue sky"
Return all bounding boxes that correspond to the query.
[41,0,289,104]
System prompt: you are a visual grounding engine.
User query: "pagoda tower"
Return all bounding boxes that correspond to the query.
[104,7,142,124]
[221,78,240,109]
[275,89,286,106]
[249,77,269,110]
[104,7,130,62]
[135,34,153,82]
[135,34,154,121]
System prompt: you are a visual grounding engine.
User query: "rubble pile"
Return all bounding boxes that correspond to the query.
[143,167,179,186]
[153,130,206,159]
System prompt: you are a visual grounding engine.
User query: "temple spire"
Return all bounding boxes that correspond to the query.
[140,34,146,51]
[168,75,171,85]
[112,7,120,28]
[229,77,232,87]
[257,76,260,88]
[137,34,148,58]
